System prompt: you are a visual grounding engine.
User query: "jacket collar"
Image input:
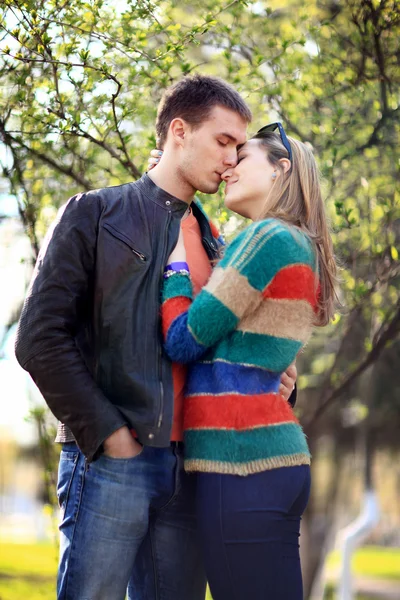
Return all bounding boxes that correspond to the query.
[137,173,220,260]
[137,173,188,215]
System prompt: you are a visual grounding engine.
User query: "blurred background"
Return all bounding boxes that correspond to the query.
[0,0,399,598]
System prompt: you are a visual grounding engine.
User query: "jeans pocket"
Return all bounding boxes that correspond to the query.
[100,444,145,463]
[57,449,79,511]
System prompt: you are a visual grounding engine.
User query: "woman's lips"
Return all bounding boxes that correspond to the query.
[225,180,238,192]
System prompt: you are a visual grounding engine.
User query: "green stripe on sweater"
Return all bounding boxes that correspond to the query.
[206,330,302,372]
[243,228,316,292]
[184,423,310,463]
[218,219,316,292]
[188,290,239,346]
[162,273,193,302]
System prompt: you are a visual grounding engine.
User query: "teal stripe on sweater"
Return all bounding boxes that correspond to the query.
[188,290,239,346]
[184,423,310,463]
[219,220,316,293]
[244,229,315,292]
[206,330,302,372]
[162,273,193,302]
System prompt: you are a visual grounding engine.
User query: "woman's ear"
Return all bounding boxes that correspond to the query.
[279,158,291,174]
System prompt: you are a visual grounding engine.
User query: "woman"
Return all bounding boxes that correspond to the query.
[160,124,338,599]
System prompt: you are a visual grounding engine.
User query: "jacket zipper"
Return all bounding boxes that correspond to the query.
[157,210,171,429]
[102,223,147,262]
[132,249,146,261]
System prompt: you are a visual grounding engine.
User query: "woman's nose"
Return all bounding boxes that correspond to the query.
[221,168,234,182]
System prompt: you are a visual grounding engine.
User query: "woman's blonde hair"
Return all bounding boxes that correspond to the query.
[252,130,339,326]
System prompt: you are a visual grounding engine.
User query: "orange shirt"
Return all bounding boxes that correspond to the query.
[170,210,212,441]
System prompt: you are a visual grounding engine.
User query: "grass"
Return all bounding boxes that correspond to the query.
[0,541,211,600]
[0,542,399,599]
[327,546,400,581]
[325,591,387,600]
[0,542,57,600]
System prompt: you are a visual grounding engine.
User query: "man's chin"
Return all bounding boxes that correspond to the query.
[197,181,221,195]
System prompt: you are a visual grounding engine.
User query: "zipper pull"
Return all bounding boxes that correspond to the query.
[132,249,146,261]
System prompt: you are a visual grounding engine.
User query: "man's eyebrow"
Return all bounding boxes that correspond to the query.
[218,132,247,150]
[218,132,240,143]
[218,132,236,140]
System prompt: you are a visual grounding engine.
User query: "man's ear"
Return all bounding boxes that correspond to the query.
[169,118,187,148]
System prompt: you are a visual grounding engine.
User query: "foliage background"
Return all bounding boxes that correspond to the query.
[0,0,399,596]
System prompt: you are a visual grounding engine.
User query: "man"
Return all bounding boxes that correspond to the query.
[15,75,297,600]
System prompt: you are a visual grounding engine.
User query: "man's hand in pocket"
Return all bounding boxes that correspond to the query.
[103,426,143,458]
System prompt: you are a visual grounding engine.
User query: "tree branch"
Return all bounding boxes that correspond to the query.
[0,127,39,258]
[70,125,141,179]
[305,302,400,431]
[0,124,92,189]
[339,106,400,162]
[110,81,141,179]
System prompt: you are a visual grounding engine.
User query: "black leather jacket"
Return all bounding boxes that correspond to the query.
[15,174,220,461]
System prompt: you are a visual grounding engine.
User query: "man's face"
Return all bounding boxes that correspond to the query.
[179,105,248,195]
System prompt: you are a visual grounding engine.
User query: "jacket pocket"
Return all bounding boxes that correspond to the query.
[103,223,147,262]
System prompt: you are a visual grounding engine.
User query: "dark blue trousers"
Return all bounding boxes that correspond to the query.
[197,465,311,600]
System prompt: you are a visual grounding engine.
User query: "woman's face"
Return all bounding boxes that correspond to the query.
[222,139,276,220]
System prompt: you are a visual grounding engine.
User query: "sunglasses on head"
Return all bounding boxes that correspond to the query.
[256,122,292,164]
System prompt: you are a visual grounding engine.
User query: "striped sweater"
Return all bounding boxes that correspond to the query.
[161,218,319,476]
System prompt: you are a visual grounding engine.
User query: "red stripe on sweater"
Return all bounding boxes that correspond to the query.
[161,297,191,338]
[263,264,319,309]
[184,393,298,430]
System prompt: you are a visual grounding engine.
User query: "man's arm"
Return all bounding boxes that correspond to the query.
[15,192,129,461]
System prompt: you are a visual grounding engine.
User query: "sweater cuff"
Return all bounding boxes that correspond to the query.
[162,272,193,303]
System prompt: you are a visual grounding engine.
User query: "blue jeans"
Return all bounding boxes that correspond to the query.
[57,442,206,600]
[196,465,311,600]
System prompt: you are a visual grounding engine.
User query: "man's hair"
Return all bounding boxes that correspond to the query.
[156,74,252,149]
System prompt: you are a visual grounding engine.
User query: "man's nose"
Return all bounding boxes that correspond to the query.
[223,150,238,168]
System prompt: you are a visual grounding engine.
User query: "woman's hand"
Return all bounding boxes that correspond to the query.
[167,225,186,263]
[147,149,163,171]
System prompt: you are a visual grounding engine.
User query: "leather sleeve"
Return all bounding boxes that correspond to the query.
[14,192,127,461]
